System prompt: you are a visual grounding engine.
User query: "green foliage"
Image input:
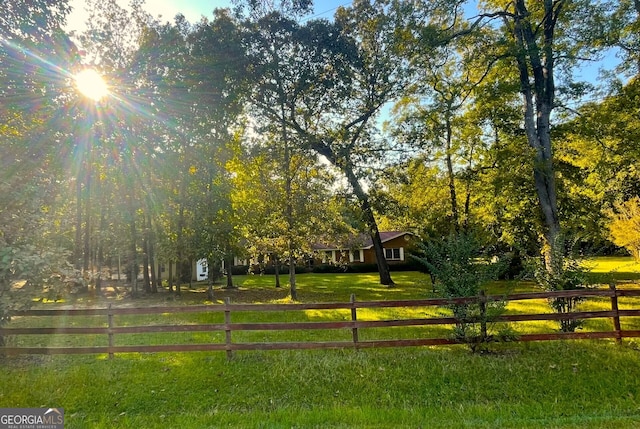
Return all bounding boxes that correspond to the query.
[413,234,484,297]
[0,243,80,328]
[553,80,640,254]
[412,233,511,352]
[607,197,640,260]
[1,0,637,314]
[0,0,84,331]
[533,247,592,332]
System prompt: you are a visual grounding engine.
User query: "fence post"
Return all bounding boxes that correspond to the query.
[479,290,488,342]
[350,294,359,349]
[224,297,233,360]
[609,283,622,345]
[108,304,114,359]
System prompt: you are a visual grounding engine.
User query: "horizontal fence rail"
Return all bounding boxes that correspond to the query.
[1,286,640,359]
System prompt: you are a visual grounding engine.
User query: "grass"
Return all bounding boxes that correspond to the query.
[2,257,640,428]
[3,343,640,428]
[583,256,640,284]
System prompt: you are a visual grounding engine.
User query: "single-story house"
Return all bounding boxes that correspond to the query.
[149,231,416,281]
[311,231,415,266]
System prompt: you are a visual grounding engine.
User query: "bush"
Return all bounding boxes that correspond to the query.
[345,263,379,273]
[252,264,312,275]
[390,261,424,272]
[311,264,350,274]
[0,243,80,345]
[411,233,512,352]
[310,262,422,274]
[533,250,591,333]
[496,250,526,280]
[230,265,250,276]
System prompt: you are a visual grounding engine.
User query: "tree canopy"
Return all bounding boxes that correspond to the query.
[1,0,638,304]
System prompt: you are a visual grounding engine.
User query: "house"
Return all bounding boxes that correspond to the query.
[149,231,416,282]
[312,231,415,266]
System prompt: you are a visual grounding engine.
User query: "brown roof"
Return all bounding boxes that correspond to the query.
[313,231,412,251]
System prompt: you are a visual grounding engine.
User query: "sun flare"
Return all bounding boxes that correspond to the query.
[75,68,109,101]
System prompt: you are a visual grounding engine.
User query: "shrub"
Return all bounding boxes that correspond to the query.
[311,264,350,274]
[254,264,312,275]
[389,261,424,272]
[310,262,422,274]
[412,233,512,352]
[533,249,591,333]
[0,244,81,347]
[345,263,379,273]
[496,250,527,280]
[230,265,251,276]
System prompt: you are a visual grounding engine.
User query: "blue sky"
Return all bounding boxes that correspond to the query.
[148,0,353,22]
[67,0,352,31]
[65,0,614,85]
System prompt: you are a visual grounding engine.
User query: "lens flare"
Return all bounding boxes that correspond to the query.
[75,68,108,101]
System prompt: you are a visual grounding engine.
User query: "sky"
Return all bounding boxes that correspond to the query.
[64,0,617,88]
[66,0,352,32]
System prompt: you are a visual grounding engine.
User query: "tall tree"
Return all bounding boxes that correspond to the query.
[390,18,497,235]
[609,0,640,77]
[242,0,432,286]
[0,0,82,322]
[465,0,618,271]
[234,134,345,298]
[132,9,249,293]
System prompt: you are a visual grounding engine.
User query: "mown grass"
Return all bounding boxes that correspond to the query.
[2,257,640,428]
[2,342,640,428]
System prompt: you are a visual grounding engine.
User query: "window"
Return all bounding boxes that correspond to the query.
[384,248,403,261]
[349,249,364,263]
[322,250,336,264]
[234,257,249,266]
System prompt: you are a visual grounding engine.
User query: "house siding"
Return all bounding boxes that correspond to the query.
[313,232,414,266]
[362,235,412,265]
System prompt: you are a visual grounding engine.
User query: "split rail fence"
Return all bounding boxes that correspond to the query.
[1,285,640,359]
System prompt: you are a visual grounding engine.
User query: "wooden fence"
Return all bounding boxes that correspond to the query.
[2,285,640,359]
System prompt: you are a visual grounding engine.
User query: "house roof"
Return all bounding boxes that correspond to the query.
[312,231,413,251]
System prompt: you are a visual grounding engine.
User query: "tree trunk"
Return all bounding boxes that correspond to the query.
[148,214,158,293]
[95,206,107,293]
[634,0,640,74]
[155,260,161,292]
[83,165,92,277]
[129,210,138,298]
[512,0,562,272]
[289,253,297,301]
[280,74,298,300]
[74,175,82,270]
[168,262,174,293]
[175,203,185,295]
[274,255,281,288]
[207,257,215,300]
[224,256,234,289]
[304,135,394,286]
[117,254,121,282]
[344,163,394,286]
[445,114,460,233]
[142,212,151,293]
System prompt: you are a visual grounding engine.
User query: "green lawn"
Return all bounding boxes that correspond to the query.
[2,257,640,428]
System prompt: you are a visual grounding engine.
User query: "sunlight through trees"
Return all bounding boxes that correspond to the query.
[1,0,638,311]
